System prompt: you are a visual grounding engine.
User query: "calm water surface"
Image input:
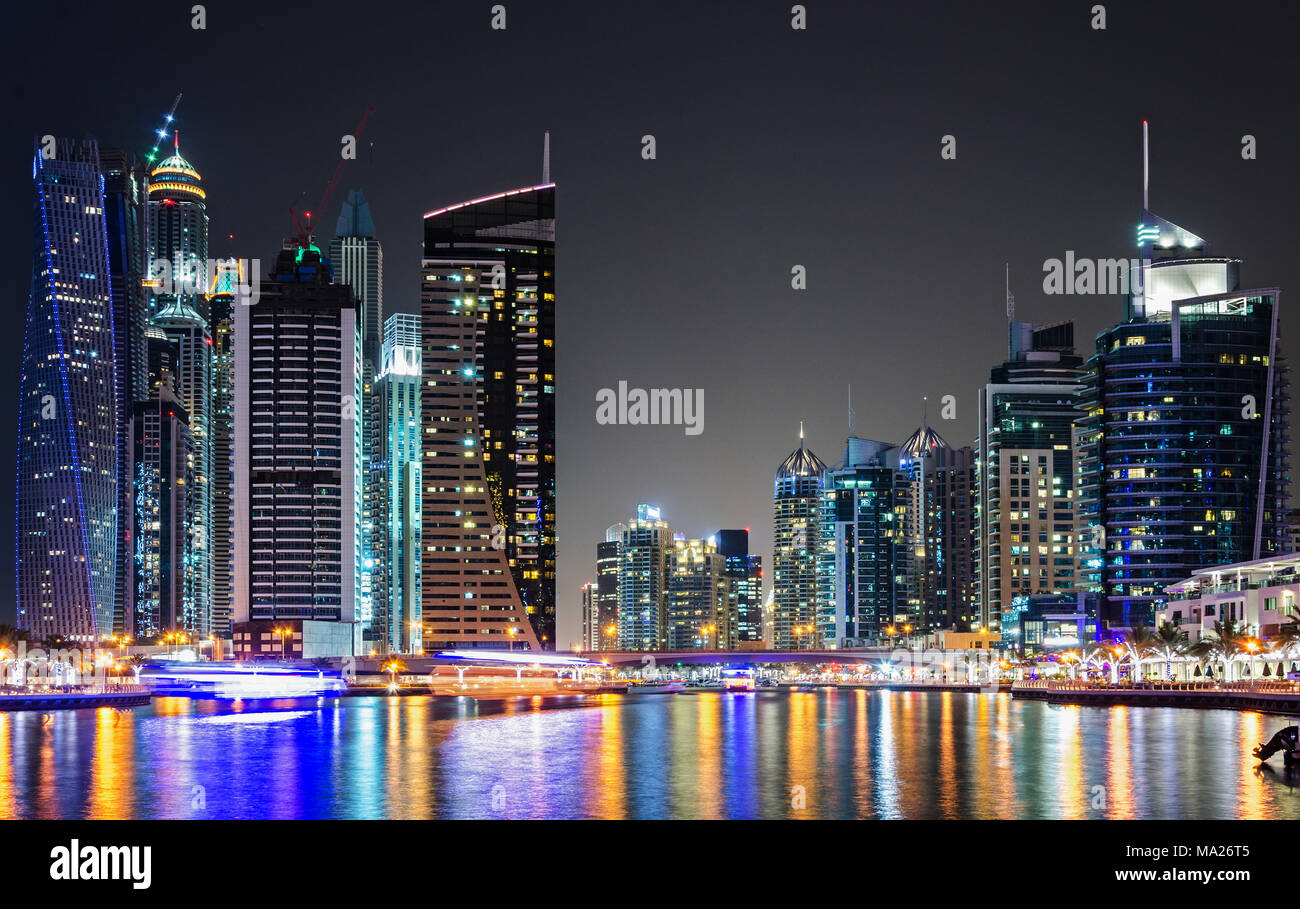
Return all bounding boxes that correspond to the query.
[2,689,1297,819]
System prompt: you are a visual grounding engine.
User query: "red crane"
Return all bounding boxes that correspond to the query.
[289,105,375,249]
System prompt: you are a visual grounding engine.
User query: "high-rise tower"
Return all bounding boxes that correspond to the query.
[774,430,827,649]
[421,179,556,646]
[17,139,119,640]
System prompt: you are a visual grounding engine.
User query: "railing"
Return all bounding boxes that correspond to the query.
[1013,679,1300,694]
[0,683,148,697]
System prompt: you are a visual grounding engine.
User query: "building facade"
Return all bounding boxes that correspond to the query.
[421,183,556,646]
[1076,211,1288,629]
[17,139,120,640]
[231,245,361,654]
[975,320,1084,634]
[774,434,827,649]
[617,504,673,650]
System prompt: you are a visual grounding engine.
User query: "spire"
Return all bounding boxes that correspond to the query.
[542,131,551,183]
[1142,119,1149,210]
[174,129,180,153]
[799,421,805,445]
[922,396,928,434]
[848,385,855,437]
[1005,262,1014,321]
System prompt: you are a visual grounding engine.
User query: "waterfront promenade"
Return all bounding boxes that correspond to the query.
[1012,679,1300,713]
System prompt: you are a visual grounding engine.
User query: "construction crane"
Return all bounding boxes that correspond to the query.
[146,93,183,165]
[289,105,375,250]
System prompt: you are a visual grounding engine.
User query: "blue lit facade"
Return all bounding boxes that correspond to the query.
[17,139,120,640]
[1075,211,1289,629]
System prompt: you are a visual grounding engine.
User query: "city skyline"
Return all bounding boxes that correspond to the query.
[5,1,1300,652]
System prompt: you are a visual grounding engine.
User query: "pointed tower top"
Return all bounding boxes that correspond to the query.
[799,420,805,443]
[1005,262,1014,321]
[542,131,551,184]
[848,386,856,437]
[1143,120,1149,210]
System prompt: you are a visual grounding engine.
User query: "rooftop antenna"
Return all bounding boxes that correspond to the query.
[922,396,928,434]
[542,131,551,183]
[1142,119,1149,209]
[848,385,856,437]
[1005,263,1014,321]
[799,421,805,446]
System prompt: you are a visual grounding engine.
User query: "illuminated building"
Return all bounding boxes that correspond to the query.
[594,526,623,650]
[717,529,763,646]
[329,190,383,648]
[16,138,119,640]
[774,430,827,649]
[925,442,976,631]
[207,270,237,639]
[152,300,212,636]
[148,135,213,637]
[819,436,906,647]
[100,147,152,636]
[231,245,362,655]
[127,389,194,638]
[1076,207,1288,629]
[975,320,1084,634]
[580,582,598,651]
[665,536,724,650]
[373,313,422,654]
[999,591,1100,658]
[616,504,673,650]
[421,179,556,646]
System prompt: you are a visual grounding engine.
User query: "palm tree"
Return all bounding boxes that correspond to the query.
[1122,626,1159,681]
[1187,619,1249,682]
[1150,621,1188,681]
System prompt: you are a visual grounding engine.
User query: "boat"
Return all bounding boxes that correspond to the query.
[140,662,347,699]
[721,667,756,692]
[628,680,686,694]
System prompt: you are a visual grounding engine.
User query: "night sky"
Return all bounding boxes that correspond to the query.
[3,1,1299,647]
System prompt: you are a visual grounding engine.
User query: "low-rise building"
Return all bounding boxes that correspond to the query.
[1159,553,1300,642]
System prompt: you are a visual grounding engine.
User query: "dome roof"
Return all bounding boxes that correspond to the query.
[777,440,827,479]
[149,142,205,202]
[899,425,950,459]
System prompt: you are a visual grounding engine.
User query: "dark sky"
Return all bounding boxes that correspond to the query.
[3,1,1299,647]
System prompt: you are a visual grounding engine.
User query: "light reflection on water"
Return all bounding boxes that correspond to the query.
[0,690,1297,819]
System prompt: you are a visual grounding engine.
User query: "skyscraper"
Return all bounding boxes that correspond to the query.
[820,436,906,647]
[717,529,762,646]
[421,180,556,646]
[231,245,361,657]
[17,138,119,640]
[128,389,194,639]
[925,443,976,630]
[207,270,238,639]
[329,190,383,649]
[147,133,208,319]
[774,431,827,649]
[666,536,724,650]
[152,300,212,636]
[374,313,422,654]
[1075,207,1288,629]
[594,526,623,651]
[617,504,673,650]
[100,147,151,637]
[975,320,1084,634]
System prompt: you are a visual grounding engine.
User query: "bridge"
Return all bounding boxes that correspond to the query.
[579,649,904,667]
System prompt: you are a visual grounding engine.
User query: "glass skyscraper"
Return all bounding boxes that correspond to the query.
[374,313,422,654]
[421,183,556,646]
[1075,210,1288,629]
[17,138,120,640]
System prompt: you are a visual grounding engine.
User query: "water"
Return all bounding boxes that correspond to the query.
[2,689,1297,819]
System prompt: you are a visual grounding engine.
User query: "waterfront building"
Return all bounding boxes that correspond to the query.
[819,436,906,647]
[717,529,763,646]
[373,313,422,654]
[616,504,674,650]
[231,245,362,655]
[17,138,119,640]
[925,442,976,630]
[594,526,623,651]
[207,270,238,639]
[101,147,152,636]
[152,300,213,636]
[666,536,725,650]
[1075,209,1288,630]
[975,320,1084,636]
[421,179,556,646]
[1160,553,1300,643]
[580,581,598,651]
[999,591,1100,658]
[774,431,827,649]
[127,390,194,638]
[329,190,383,649]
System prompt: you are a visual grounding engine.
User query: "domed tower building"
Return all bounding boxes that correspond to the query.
[773,428,827,650]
